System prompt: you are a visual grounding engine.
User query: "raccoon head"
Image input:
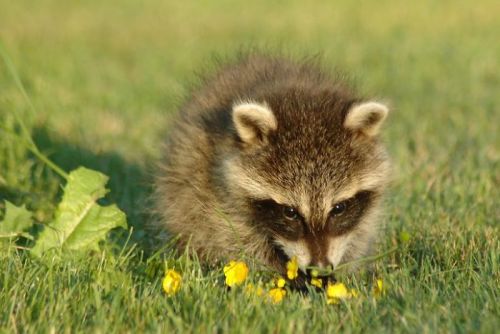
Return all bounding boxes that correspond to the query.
[225,96,390,273]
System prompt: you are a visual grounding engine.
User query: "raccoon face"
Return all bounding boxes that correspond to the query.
[225,98,390,272]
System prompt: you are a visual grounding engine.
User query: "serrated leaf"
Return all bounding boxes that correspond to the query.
[0,201,33,240]
[63,204,126,251]
[30,167,127,257]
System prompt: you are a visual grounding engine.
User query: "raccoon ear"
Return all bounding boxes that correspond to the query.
[344,101,389,137]
[232,102,277,145]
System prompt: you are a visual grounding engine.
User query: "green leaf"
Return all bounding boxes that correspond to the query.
[30,167,127,257]
[0,201,33,240]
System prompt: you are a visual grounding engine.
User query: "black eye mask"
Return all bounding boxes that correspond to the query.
[327,190,378,236]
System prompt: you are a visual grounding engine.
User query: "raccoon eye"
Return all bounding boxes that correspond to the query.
[330,201,347,216]
[282,206,299,221]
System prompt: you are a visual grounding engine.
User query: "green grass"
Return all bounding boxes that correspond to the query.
[1,0,499,332]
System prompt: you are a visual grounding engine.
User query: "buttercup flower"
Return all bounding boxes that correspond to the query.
[274,277,286,288]
[223,260,249,287]
[268,288,287,304]
[327,298,340,305]
[327,282,349,298]
[373,278,385,298]
[310,277,323,288]
[163,269,182,296]
[286,256,299,280]
[326,282,356,304]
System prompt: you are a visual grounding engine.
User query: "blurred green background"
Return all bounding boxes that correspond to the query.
[1,0,498,225]
[0,0,498,332]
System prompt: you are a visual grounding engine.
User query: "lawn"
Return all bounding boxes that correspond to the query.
[0,0,499,332]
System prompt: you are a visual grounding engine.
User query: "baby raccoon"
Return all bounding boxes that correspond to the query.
[154,54,391,277]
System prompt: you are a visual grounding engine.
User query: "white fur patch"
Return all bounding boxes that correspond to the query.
[326,234,353,268]
[299,191,311,219]
[223,159,290,203]
[274,237,311,270]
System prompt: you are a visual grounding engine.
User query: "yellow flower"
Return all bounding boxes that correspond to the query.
[310,269,319,278]
[310,277,323,288]
[326,282,356,304]
[327,282,350,299]
[274,277,286,288]
[326,297,340,305]
[162,269,182,296]
[223,260,249,287]
[373,278,386,298]
[268,288,287,304]
[286,256,299,280]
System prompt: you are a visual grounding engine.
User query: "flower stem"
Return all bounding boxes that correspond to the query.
[333,246,398,272]
[0,40,68,179]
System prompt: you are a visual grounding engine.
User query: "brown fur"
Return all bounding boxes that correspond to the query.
[152,54,391,275]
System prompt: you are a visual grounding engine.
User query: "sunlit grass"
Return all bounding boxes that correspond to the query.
[1,0,499,332]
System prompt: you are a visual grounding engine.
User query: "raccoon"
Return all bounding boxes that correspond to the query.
[154,54,391,277]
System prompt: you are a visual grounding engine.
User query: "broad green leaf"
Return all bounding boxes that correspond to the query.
[31,167,127,257]
[0,201,33,240]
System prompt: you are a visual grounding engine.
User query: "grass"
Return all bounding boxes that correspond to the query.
[1,0,499,332]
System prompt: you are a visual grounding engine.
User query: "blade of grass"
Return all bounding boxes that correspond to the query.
[0,40,68,179]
